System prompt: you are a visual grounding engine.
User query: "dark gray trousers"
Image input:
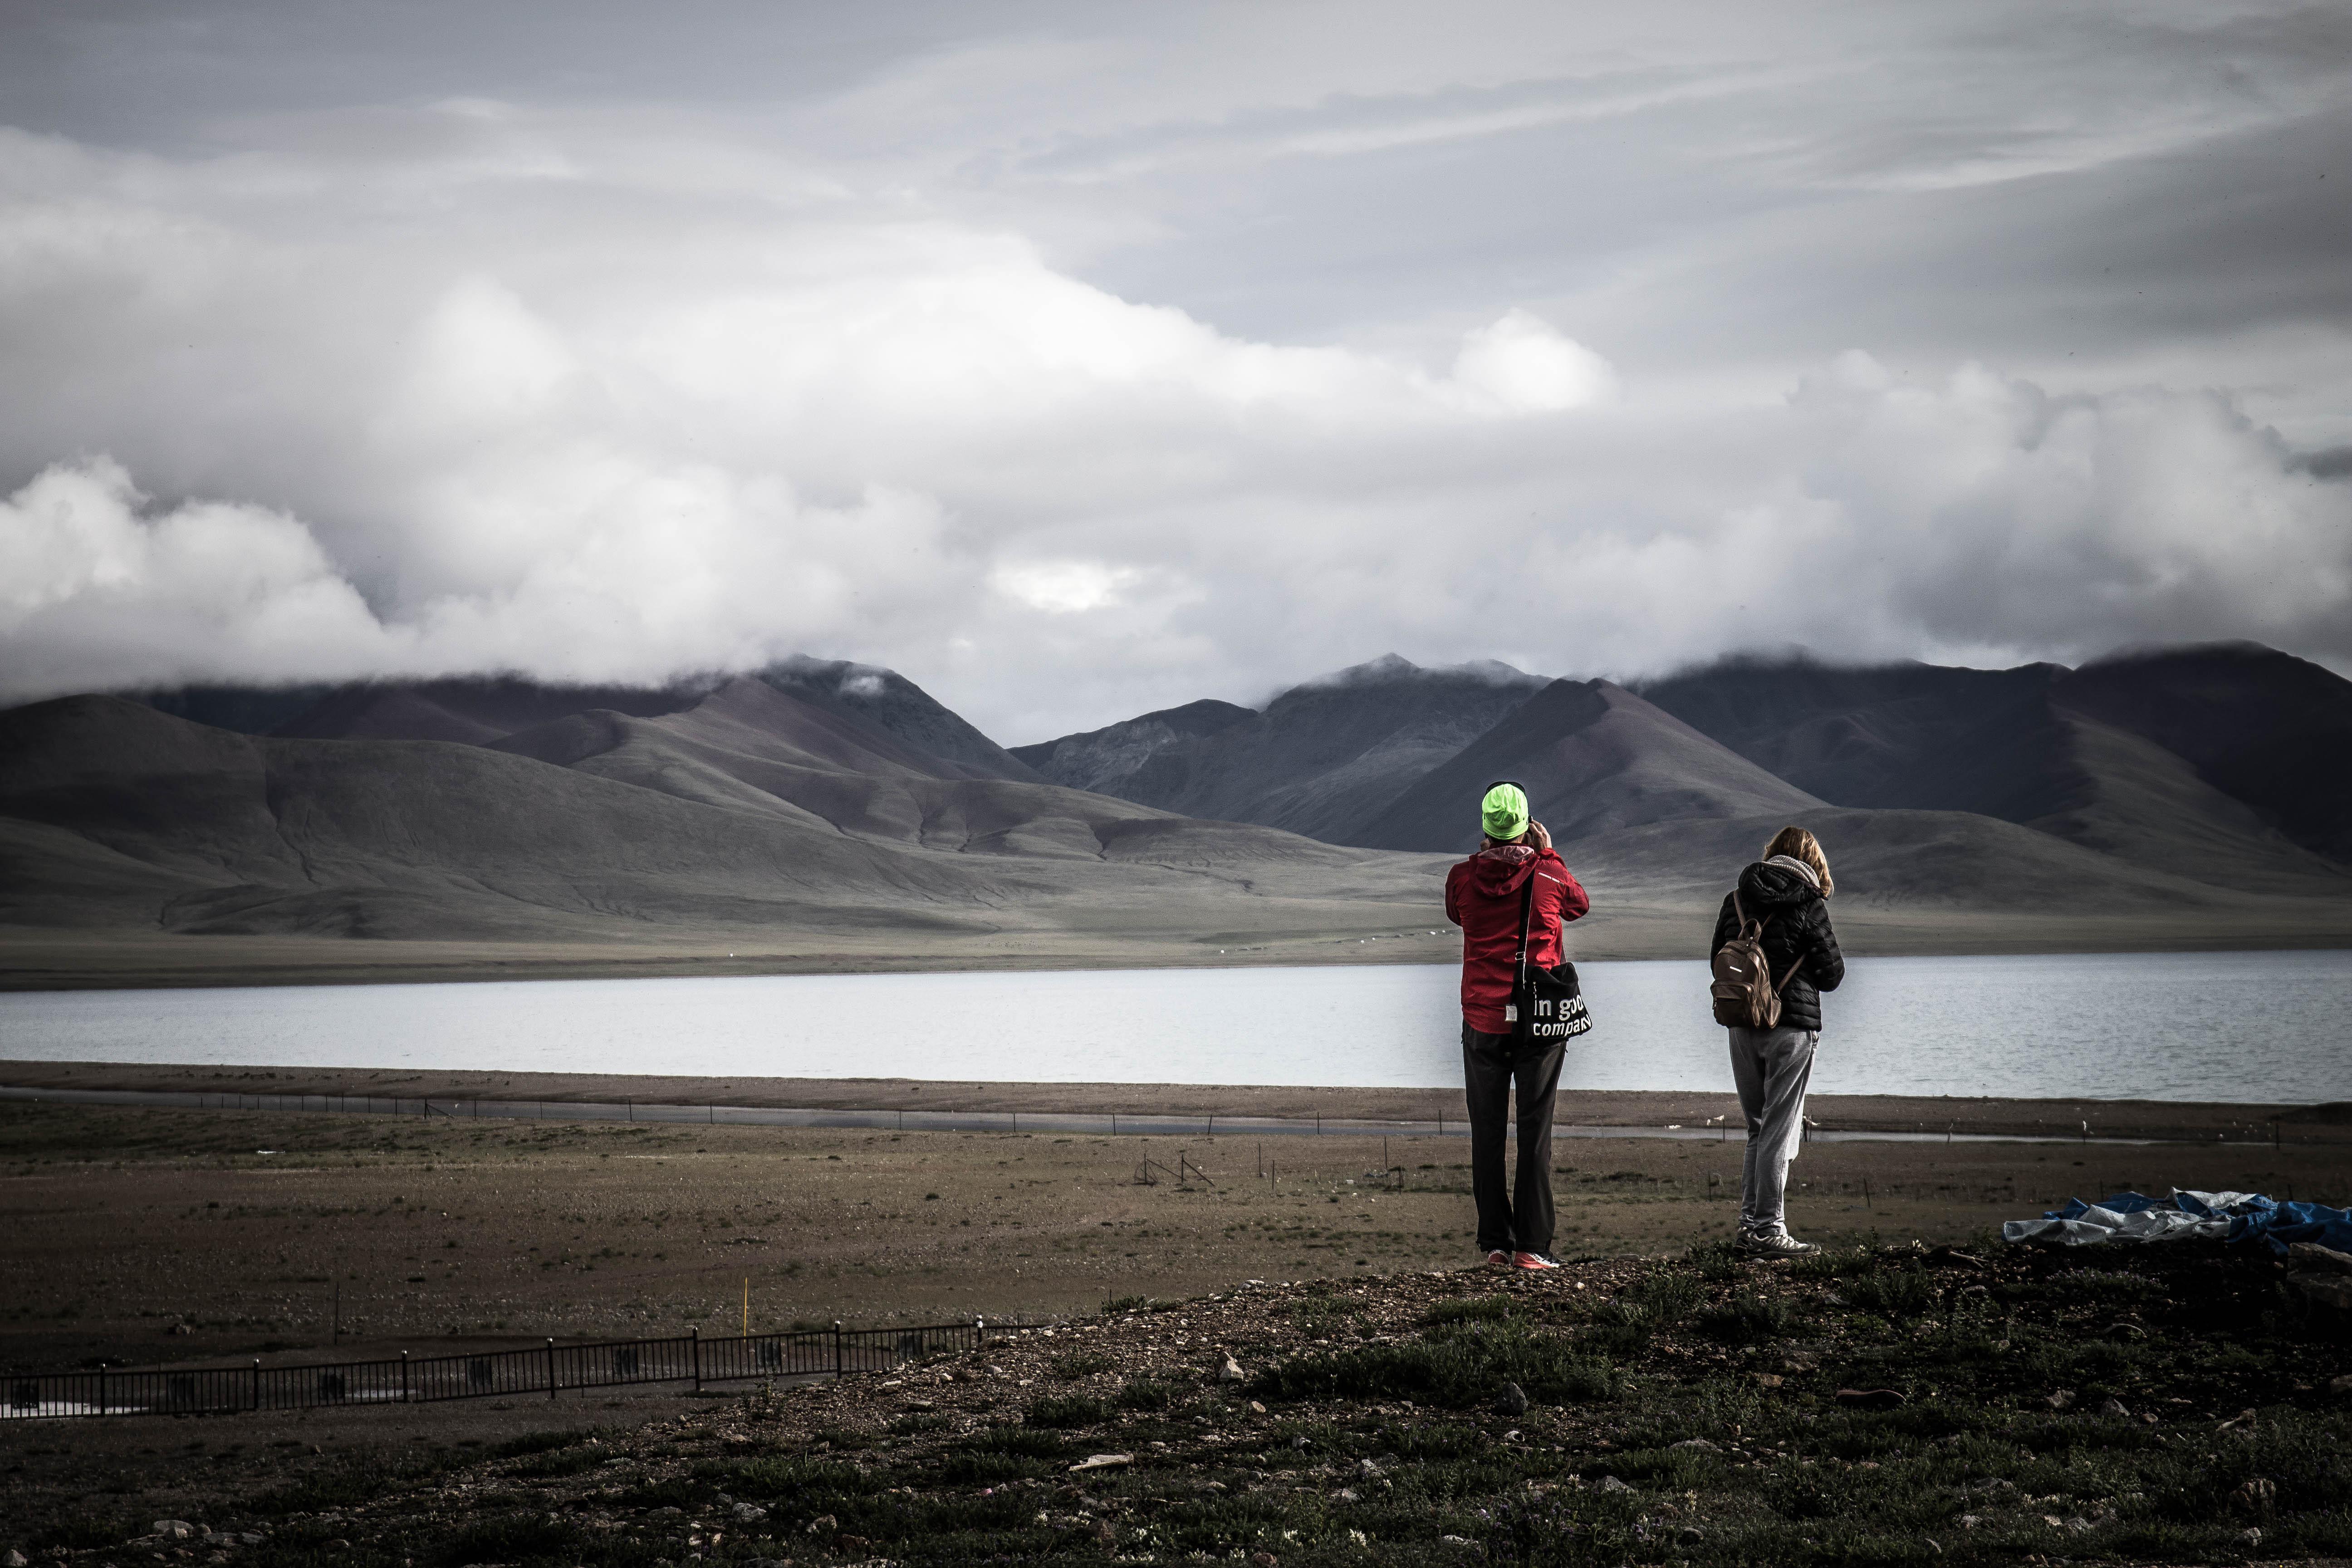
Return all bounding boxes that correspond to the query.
[1461,1022,1565,1257]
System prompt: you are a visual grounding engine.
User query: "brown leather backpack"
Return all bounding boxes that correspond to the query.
[1710,890,1802,1028]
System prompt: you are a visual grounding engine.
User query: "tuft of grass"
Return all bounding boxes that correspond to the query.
[1622,1269,1702,1324]
[1023,1392,1111,1428]
[432,1511,582,1568]
[1115,1377,1178,1411]
[1380,1421,1489,1460]
[488,1429,587,1459]
[1579,1269,1704,1355]
[2045,1266,2163,1305]
[1422,1293,1517,1325]
[931,1447,1051,1485]
[1254,1319,1616,1409]
[1694,1293,1795,1343]
[249,1455,446,1518]
[28,1508,138,1553]
[933,1426,1068,1484]
[1846,1266,1938,1318]
[506,1446,604,1479]
[1049,1349,1115,1380]
[721,1455,878,1505]
[1788,1243,1893,1281]
[1684,1239,1740,1282]
[958,1425,1067,1459]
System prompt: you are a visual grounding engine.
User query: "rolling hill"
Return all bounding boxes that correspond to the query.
[1012,655,1548,843]
[0,690,1445,952]
[6,639,2348,984]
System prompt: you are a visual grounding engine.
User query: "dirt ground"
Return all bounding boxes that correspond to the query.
[5,1098,2348,1382]
[9,1059,2341,1144]
[6,1092,2352,1567]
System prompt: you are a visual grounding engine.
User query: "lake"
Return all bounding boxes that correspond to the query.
[1,950,2345,1103]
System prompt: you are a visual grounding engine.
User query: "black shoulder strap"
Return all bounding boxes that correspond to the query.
[1515,876,1537,997]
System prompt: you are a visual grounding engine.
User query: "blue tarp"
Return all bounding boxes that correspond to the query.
[2004,1189,2352,1253]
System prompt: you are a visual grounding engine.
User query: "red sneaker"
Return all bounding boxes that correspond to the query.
[1485,1250,1512,1269]
[1513,1252,1561,1271]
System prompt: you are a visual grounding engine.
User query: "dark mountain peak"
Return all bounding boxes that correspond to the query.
[2054,640,2352,862]
[1282,653,1540,697]
[1352,676,1823,851]
[1303,652,1420,686]
[1017,657,1546,841]
[753,657,1041,783]
[2077,638,2286,671]
[1008,697,1255,773]
[1144,698,1259,736]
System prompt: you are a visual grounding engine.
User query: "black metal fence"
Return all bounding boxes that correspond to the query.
[3,1320,982,1421]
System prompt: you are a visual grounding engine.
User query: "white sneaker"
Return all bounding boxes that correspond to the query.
[1736,1230,1818,1259]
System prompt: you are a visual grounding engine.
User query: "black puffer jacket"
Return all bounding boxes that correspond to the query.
[1710,859,1844,1033]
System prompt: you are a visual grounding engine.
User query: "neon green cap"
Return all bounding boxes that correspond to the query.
[1480,782,1530,841]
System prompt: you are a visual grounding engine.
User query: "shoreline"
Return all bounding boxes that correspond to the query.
[6,1059,2344,1140]
[6,907,2349,992]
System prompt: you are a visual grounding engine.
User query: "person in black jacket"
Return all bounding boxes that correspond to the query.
[1710,825,1844,1258]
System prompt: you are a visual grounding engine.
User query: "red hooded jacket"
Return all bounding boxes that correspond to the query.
[1445,844,1591,1034]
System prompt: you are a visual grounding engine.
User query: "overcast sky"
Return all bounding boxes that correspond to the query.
[2,0,2348,741]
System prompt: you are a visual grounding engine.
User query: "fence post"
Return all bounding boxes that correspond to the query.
[691,1326,701,1392]
[252,1359,261,1412]
[400,1351,410,1403]
[96,1364,105,1418]
[833,1320,843,1377]
[546,1338,557,1400]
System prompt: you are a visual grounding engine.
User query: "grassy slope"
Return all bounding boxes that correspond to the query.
[13,1241,2350,1567]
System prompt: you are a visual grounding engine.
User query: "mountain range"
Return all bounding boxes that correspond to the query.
[3,641,2347,983]
[1021,641,2352,898]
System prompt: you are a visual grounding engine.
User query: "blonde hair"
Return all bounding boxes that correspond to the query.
[1762,825,1833,898]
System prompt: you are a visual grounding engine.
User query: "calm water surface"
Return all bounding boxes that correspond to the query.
[2,951,2345,1102]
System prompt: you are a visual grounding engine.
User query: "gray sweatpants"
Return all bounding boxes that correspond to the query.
[1729,1025,1818,1237]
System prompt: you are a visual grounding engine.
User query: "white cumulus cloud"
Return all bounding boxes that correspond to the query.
[1450,309,1617,412]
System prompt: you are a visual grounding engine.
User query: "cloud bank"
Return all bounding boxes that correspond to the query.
[0,3,2346,740]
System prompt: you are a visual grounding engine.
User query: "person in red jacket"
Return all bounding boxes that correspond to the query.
[1444,781,1591,1270]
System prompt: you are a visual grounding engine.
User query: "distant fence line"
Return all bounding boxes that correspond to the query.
[3,1319,980,1422]
[3,1082,2298,1145]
